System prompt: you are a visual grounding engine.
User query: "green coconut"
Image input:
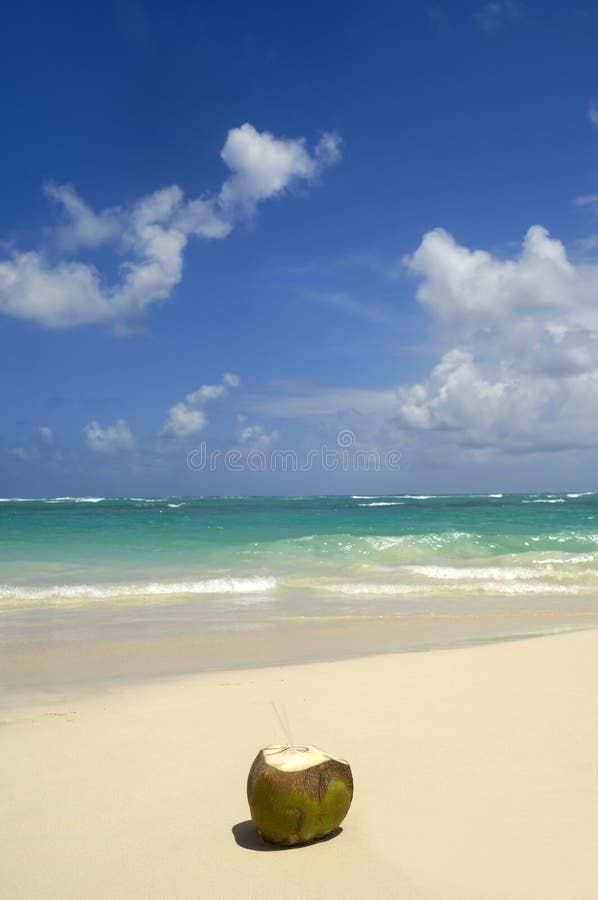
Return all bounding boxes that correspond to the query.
[247,744,353,846]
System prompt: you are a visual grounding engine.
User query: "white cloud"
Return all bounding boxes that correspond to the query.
[173,197,231,239]
[397,226,598,451]
[0,253,110,329]
[237,419,280,448]
[161,373,240,438]
[186,384,228,403]
[44,182,121,250]
[161,403,207,438]
[218,225,598,463]
[404,225,598,366]
[0,125,341,331]
[83,419,135,453]
[39,425,54,443]
[218,124,341,218]
[0,184,188,330]
[588,97,598,126]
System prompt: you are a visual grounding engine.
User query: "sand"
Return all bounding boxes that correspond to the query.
[2,628,598,899]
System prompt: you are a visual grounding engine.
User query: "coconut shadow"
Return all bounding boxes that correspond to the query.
[232,820,343,851]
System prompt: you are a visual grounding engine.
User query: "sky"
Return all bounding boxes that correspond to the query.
[2,0,598,495]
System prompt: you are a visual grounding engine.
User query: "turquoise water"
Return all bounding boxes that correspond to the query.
[2,494,598,619]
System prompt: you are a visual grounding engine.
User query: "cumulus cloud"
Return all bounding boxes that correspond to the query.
[218,124,340,218]
[237,417,280,448]
[0,184,187,329]
[241,225,598,462]
[44,183,121,250]
[161,403,207,439]
[398,226,598,451]
[83,418,135,453]
[161,373,240,438]
[38,425,54,443]
[0,125,341,331]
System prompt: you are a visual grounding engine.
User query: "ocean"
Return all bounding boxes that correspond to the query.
[2,494,598,629]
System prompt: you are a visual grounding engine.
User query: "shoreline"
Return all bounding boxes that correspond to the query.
[2,628,598,899]
[4,603,598,702]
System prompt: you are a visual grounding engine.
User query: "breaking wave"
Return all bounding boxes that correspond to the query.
[0,576,277,608]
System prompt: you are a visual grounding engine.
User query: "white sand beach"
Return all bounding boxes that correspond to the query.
[2,628,598,899]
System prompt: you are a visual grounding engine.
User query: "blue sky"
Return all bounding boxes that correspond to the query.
[3,0,598,495]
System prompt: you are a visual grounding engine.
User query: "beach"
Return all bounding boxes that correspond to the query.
[3,494,598,898]
[6,4,598,895]
[3,627,598,900]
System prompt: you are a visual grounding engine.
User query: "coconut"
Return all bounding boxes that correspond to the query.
[247,744,353,846]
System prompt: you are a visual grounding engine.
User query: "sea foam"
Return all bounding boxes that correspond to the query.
[0,576,277,607]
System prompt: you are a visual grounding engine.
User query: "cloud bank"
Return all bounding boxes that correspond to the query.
[398,226,598,452]
[245,225,598,463]
[0,125,341,330]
